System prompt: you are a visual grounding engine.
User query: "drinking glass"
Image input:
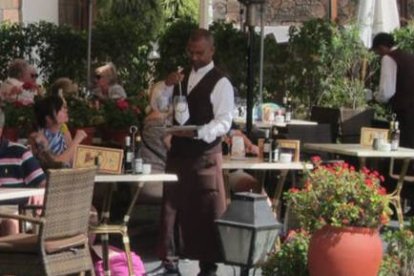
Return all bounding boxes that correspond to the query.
[173,95,189,125]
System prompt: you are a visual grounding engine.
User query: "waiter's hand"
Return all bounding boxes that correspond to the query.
[165,71,184,86]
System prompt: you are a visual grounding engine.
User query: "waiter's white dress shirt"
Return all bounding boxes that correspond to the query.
[152,61,234,143]
[376,47,398,103]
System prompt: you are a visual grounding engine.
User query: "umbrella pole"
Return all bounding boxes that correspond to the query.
[246,24,254,136]
[258,3,264,106]
[87,0,93,88]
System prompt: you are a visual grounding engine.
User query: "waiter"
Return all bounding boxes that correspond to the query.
[372,32,414,149]
[157,28,234,276]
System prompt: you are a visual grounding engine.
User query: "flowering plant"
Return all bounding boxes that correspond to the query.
[66,96,103,128]
[262,229,310,276]
[2,101,34,128]
[102,98,142,129]
[285,156,392,231]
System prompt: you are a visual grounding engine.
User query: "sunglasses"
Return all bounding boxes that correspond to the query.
[31,73,38,79]
[95,74,102,80]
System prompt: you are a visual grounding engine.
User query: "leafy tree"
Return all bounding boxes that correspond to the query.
[286,19,373,114]
[154,17,197,80]
[162,0,199,25]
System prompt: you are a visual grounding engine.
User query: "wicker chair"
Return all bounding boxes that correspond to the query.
[0,167,97,276]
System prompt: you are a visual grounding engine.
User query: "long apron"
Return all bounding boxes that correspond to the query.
[158,144,226,263]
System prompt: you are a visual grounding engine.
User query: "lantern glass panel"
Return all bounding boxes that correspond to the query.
[252,228,279,264]
[217,224,252,265]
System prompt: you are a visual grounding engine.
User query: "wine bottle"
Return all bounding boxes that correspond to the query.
[263,129,273,162]
[273,141,280,162]
[285,97,292,123]
[123,135,133,173]
[388,113,396,142]
[390,121,400,151]
[271,125,279,139]
[134,135,143,174]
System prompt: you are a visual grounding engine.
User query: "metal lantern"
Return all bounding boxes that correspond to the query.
[215,192,282,275]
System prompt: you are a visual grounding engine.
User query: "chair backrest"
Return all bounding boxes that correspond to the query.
[310,106,340,143]
[286,124,332,160]
[41,167,96,240]
[339,108,375,143]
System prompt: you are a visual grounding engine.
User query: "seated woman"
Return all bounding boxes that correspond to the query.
[31,95,87,166]
[93,63,126,101]
[0,59,41,104]
[141,81,172,172]
[49,77,79,99]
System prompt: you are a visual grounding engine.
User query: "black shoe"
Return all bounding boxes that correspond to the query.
[144,263,181,276]
[198,262,217,276]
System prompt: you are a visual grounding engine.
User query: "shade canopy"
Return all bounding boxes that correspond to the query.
[357,0,400,48]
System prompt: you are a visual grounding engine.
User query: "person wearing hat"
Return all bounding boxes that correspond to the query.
[371,32,414,149]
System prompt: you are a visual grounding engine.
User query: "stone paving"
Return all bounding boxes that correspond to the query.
[105,205,263,276]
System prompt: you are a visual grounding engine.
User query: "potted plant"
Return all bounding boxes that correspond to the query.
[66,96,104,145]
[101,97,142,146]
[285,156,392,276]
[1,101,35,141]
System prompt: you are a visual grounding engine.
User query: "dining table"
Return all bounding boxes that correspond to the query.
[222,155,312,218]
[304,143,414,228]
[0,188,45,202]
[92,173,178,276]
[233,118,317,129]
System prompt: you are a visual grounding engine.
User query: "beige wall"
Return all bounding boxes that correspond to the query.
[0,0,21,23]
[222,0,357,26]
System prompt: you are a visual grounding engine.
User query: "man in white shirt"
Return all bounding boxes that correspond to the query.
[156,28,233,276]
[372,32,414,149]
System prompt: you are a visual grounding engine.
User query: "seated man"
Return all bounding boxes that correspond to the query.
[0,109,46,236]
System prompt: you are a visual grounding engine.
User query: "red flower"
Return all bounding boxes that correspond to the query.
[365,178,374,187]
[311,156,321,165]
[22,82,35,90]
[289,187,300,193]
[378,187,387,195]
[116,99,129,110]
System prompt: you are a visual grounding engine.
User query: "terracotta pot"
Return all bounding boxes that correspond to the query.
[3,127,19,142]
[308,225,382,276]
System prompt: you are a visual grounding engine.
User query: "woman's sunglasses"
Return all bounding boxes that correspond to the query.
[95,74,102,80]
[31,73,38,79]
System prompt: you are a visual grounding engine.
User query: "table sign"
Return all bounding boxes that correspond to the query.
[73,145,123,174]
[277,139,300,162]
[360,127,388,147]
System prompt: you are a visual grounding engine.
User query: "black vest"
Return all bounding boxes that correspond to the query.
[170,67,224,157]
[387,49,414,111]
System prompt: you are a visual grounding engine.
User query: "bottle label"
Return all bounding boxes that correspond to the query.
[391,139,399,151]
[264,143,271,152]
[126,152,133,162]
[273,149,279,162]
[134,158,143,174]
[285,112,291,122]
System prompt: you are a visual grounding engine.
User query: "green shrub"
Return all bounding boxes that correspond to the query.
[262,230,310,276]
